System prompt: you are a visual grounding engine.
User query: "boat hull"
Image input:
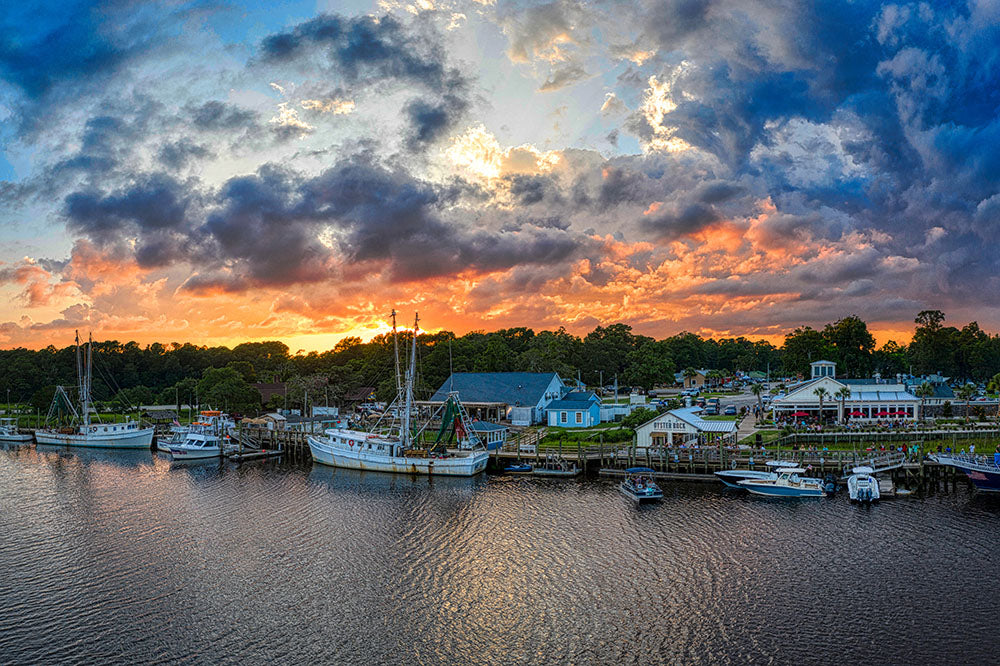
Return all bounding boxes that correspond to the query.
[168,447,223,460]
[308,437,488,477]
[715,469,774,488]
[34,427,154,449]
[0,433,34,443]
[740,482,824,498]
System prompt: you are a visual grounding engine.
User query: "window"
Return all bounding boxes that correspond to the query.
[561,411,567,423]
[575,411,583,424]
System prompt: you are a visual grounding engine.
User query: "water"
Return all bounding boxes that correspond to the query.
[1,445,998,665]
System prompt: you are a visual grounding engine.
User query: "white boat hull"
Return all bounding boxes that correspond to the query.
[34,427,154,449]
[308,437,488,476]
[0,433,34,443]
[168,447,223,460]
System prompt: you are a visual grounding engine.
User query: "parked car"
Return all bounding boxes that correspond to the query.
[724,405,737,415]
[704,406,719,415]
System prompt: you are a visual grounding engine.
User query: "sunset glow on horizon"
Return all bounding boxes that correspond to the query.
[3,0,999,351]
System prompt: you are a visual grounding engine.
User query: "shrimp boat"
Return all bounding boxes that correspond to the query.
[0,417,33,443]
[847,466,880,503]
[930,453,1000,492]
[738,467,826,498]
[33,332,154,449]
[715,460,797,488]
[308,313,489,477]
[168,426,226,461]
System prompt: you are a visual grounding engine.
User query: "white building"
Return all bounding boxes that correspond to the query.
[634,407,737,448]
[771,361,920,422]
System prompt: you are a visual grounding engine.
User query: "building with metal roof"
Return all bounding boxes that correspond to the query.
[635,406,737,448]
[427,372,564,425]
[546,391,601,428]
[772,362,919,422]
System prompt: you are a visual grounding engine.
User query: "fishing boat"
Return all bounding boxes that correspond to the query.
[156,424,189,453]
[738,467,826,498]
[620,467,663,503]
[715,460,797,488]
[308,313,489,477]
[504,463,533,474]
[33,332,154,449]
[0,417,32,443]
[168,425,227,461]
[930,452,1000,492]
[847,466,880,503]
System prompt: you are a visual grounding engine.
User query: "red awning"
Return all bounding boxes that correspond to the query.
[848,410,864,416]
[875,411,891,416]
[791,411,810,417]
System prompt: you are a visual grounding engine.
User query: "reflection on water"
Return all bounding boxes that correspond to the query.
[1,447,999,665]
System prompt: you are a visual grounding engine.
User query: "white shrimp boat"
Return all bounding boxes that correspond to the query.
[33,332,154,449]
[308,313,488,477]
[847,466,880,503]
[168,427,227,461]
[0,417,32,443]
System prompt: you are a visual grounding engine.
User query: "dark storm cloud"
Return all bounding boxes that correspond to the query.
[61,155,588,289]
[187,101,260,132]
[259,13,454,88]
[640,202,721,240]
[157,139,214,170]
[403,93,469,149]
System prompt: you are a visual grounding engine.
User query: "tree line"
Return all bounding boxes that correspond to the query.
[2,310,997,414]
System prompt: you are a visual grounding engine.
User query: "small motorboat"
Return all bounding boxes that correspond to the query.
[0,417,33,444]
[738,467,826,498]
[847,466,880,503]
[620,467,663,503]
[504,463,533,474]
[715,460,797,488]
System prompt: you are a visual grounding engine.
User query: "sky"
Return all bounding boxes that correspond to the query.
[1,0,999,352]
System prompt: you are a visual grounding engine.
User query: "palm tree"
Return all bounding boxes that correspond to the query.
[813,386,829,423]
[835,386,851,422]
[956,382,977,422]
[751,383,765,423]
[683,367,697,389]
[915,382,934,422]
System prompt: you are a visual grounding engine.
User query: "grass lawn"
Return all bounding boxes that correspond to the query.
[702,415,738,421]
[700,391,742,397]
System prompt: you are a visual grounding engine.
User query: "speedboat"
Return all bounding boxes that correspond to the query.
[931,452,1000,492]
[847,466,880,502]
[715,459,797,488]
[504,463,533,474]
[620,467,663,503]
[738,467,826,498]
[0,417,33,443]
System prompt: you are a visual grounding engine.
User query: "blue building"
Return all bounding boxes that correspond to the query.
[546,391,601,428]
[428,372,564,425]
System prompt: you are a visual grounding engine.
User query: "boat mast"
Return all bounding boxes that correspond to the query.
[391,309,402,398]
[83,333,92,427]
[401,313,419,449]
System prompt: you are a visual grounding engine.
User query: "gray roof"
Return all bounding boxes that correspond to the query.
[850,391,918,401]
[429,372,561,405]
[547,398,597,410]
[640,406,736,433]
[468,421,507,432]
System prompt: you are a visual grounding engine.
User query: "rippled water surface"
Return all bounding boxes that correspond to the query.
[2,444,998,665]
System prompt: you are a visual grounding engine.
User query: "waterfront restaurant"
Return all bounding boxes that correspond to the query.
[771,361,920,422]
[635,406,738,448]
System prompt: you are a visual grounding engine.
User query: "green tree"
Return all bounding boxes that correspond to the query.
[623,340,675,391]
[914,382,934,422]
[956,383,977,422]
[197,367,260,414]
[813,386,828,422]
[823,315,875,377]
[834,386,851,422]
[622,406,658,430]
[781,326,830,377]
[750,383,765,423]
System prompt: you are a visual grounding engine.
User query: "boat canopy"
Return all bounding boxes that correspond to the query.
[778,467,807,474]
[625,467,656,474]
[765,460,797,467]
[852,466,875,474]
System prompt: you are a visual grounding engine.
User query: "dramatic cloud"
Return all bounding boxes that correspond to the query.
[2,0,1000,348]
